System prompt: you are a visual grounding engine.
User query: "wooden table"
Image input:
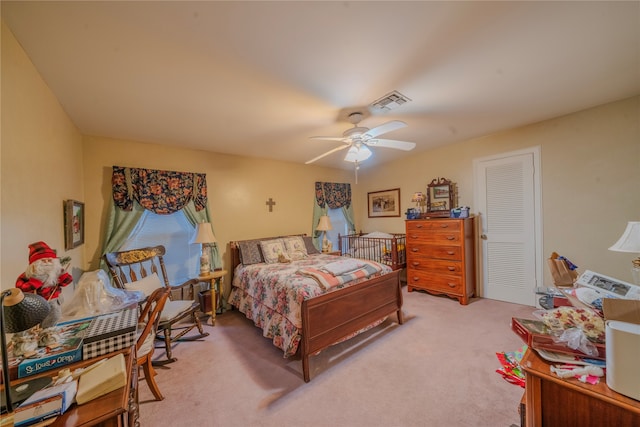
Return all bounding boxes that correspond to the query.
[197,270,227,325]
[5,347,137,427]
[521,349,640,426]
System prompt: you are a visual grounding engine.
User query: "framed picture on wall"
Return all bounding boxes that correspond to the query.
[64,200,85,250]
[368,188,401,218]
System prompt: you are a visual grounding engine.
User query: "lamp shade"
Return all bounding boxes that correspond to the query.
[344,145,372,163]
[411,192,425,203]
[609,221,640,253]
[316,215,333,231]
[3,288,50,333]
[190,222,217,244]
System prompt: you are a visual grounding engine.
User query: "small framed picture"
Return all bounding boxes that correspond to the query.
[368,188,401,218]
[433,185,450,199]
[64,200,84,250]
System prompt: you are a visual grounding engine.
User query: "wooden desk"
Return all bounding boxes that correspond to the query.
[197,270,227,326]
[7,348,138,427]
[521,349,640,426]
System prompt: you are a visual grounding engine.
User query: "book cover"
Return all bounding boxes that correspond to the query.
[17,319,92,378]
[14,379,77,427]
[76,353,126,405]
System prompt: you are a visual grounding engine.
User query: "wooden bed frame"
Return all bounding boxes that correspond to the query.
[230,239,404,382]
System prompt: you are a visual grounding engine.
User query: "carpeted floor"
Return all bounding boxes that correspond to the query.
[138,286,535,426]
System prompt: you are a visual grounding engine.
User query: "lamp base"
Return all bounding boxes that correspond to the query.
[0,376,52,414]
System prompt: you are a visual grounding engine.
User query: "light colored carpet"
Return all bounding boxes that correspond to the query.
[138,286,534,426]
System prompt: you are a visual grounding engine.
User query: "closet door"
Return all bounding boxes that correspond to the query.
[474,147,542,306]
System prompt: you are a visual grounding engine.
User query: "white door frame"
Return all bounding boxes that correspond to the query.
[473,146,543,305]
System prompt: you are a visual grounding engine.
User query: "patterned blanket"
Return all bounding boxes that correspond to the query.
[298,261,382,290]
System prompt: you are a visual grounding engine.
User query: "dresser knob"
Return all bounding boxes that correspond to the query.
[448,283,456,288]
[446,251,455,255]
[412,262,421,267]
[411,248,419,252]
[446,236,455,240]
[447,266,455,271]
[440,224,449,228]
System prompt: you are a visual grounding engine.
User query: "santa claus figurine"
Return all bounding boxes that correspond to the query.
[16,241,73,328]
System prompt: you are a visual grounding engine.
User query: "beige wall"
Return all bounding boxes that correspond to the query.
[1,23,84,296]
[3,18,639,299]
[82,136,353,273]
[358,96,640,286]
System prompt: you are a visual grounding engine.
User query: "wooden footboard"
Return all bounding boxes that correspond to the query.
[300,269,403,382]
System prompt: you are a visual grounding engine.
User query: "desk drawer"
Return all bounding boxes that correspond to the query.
[407,220,461,232]
[406,230,462,244]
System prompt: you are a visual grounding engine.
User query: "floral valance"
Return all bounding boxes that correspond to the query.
[112,166,207,214]
[315,182,351,209]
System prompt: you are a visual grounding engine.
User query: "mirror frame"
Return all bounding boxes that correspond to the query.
[426,177,455,218]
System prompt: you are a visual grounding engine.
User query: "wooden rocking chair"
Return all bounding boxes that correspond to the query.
[103,245,209,363]
[137,287,169,400]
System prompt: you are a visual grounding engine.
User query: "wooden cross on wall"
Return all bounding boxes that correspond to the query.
[266,198,276,212]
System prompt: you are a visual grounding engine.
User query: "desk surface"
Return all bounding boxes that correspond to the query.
[10,347,135,427]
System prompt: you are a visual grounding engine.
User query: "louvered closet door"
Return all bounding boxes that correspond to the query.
[474,148,541,306]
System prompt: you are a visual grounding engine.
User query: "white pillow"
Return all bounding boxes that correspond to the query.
[282,236,308,260]
[124,273,163,297]
[259,239,287,264]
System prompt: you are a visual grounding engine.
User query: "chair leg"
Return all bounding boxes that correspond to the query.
[193,312,207,336]
[142,359,164,401]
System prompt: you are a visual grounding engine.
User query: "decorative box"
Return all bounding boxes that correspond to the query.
[82,308,138,360]
[511,317,606,360]
[18,318,92,378]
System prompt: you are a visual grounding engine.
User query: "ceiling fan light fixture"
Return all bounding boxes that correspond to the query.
[344,145,372,163]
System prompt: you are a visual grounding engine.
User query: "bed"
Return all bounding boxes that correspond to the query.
[338,231,407,271]
[229,234,403,382]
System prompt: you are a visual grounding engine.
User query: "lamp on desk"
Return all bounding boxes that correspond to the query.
[608,221,640,285]
[316,215,333,253]
[1,288,52,416]
[190,222,217,277]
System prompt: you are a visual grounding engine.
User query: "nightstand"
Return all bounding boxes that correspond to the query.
[197,270,227,326]
[323,250,342,256]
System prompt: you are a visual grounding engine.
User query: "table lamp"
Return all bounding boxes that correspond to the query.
[1,288,52,415]
[608,221,640,285]
[190,222,217,277]
[411,192,425,212]
[316,215,333,253]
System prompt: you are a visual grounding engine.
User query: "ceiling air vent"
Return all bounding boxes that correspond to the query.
[370,90,411,111]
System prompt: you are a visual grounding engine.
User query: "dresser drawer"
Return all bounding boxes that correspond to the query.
[407,244,462,260]
[407,258,463,275]
[406,231,462,244]
[406,271,463,294]
[407,220,461,232]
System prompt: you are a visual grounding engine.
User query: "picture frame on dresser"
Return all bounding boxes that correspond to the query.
[368,188,401,218]
[426,178,455,218]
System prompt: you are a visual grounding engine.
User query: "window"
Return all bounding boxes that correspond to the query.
[325,208,349,251]
[120,210,200,285]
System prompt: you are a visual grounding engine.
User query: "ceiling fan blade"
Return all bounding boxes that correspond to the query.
[363,120,407,139]
[305,144,350,164]
[309,136,347,142]
[366,139,416,151]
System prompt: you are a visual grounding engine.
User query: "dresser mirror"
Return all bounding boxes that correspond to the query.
[426,177,456,218]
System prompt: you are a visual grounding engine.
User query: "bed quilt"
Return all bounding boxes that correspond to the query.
[229,253,392,357]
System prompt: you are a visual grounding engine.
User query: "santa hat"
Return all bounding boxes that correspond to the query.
[28,241,57,264]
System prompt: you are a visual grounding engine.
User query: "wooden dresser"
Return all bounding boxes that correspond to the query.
[405,216,477,305]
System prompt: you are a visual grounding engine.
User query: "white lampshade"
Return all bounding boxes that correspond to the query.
[609,221,640,253]
[190,222,217,244]
[344,145,372,163]
[316,215,333,231]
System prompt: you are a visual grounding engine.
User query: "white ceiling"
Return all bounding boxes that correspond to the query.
[3,1,639,170]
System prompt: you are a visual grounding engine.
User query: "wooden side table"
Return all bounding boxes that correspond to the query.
[197,270,227,326]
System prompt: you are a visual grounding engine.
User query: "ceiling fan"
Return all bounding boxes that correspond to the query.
[305,112,416,165]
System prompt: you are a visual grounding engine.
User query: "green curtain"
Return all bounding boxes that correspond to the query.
[312,182,355,249]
